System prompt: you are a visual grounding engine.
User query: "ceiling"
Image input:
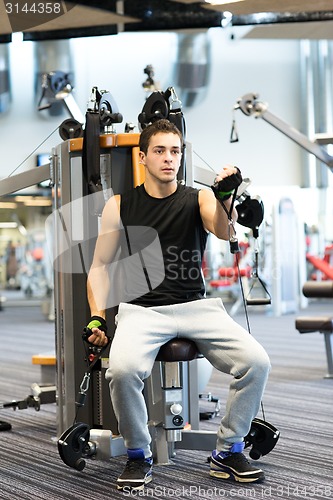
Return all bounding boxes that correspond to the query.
[0,0,333,41]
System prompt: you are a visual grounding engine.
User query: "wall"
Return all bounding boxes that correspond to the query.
[0,27,302,188]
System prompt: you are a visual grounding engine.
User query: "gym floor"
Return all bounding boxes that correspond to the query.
[0,293,332,499]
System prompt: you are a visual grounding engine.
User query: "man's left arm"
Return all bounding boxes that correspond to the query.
[199,165,240,240]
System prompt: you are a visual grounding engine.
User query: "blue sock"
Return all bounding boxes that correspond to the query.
[127,448,152,463]
[213,442,245,458]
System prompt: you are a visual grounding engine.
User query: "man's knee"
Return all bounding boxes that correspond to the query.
[106,362,133,383]
[238,345,270,380]
[252,349,271,378]
[105,359,149,384]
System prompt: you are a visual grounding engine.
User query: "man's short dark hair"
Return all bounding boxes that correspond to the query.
[139,119,184,154]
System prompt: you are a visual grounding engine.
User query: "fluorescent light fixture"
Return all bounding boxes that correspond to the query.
[18,224,27,236]
[205,0,244,5]
[23,199,52,207]
[0,202,18,209]
[12,195,52,207]
[0,222,18,229]
[13,196,31,202]
[11,32,23,44]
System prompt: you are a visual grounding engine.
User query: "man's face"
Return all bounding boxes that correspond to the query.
[140,132,182,184]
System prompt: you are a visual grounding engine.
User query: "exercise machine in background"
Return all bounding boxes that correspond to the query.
[37,70,85,141]
[296,281,333,379]
[232,92,333,170]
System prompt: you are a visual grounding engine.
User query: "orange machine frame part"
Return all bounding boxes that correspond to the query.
[68,133,144,187]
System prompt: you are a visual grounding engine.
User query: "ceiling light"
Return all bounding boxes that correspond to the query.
[12,195,52,206]
[0,202,18,209]
[0,222,17,228]
[13,196,30,202]
[23,199,52,207]
[205,0,244,5]
[18,224,27,236]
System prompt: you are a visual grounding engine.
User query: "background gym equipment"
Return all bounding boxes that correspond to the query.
[0,383,56,412]
[306,245,333,281]
[37,70,85,141]
[141,64,161,94]
[0,380,56,435]
[138,85,186,182]
[234,187,271,307]
[233,92,333,170]
[295,281,333,378]
[245,241,271,307]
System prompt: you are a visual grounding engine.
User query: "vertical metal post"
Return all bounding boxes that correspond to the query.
[300,40,317,188]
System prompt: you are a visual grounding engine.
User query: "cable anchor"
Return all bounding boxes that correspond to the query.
[228,219,239,254]
[75,373,91,409]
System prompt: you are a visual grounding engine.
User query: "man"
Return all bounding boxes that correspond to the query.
[86,119,271,490]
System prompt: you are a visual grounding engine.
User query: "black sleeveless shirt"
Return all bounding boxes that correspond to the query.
[119,183,208,307]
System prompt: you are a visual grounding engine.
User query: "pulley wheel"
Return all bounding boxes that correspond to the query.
[58,422,90,470]
[59,119,84,141]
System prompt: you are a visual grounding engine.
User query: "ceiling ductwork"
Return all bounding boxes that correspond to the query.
[34,40,74,117]
[173,32,211,109]
[0,43,10,113]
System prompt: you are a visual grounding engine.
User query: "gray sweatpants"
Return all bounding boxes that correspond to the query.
[105,297,271,457]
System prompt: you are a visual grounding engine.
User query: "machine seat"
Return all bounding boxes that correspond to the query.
[295,316,333,334]
[302,281,333,298]
[155,338,200,362]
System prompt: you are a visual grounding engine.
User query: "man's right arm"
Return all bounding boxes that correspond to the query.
[86,194,121,346]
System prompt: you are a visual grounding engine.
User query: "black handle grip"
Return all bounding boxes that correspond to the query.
[82,327,110,345]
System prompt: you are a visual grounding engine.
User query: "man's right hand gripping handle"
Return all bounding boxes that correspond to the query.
[83,316,109,347]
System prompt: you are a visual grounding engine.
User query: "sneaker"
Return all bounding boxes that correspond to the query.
[210,443,264,483]
[116,449,153,490]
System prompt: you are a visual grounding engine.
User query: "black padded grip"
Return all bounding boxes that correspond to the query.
[87,316,107,332]
[215,168,242,193]
[82,316,109,345]
[211,168,243,201]
[302,281,333,298]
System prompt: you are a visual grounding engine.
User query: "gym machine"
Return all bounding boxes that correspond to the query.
[53,84,205,459]
[37,70,85,141]
[232,95,333,372]
[0,84,279,468]
[55,88,279,471]
[232,92,333,170]
[55,86,205,466]
[52,86,136,440]
[296,281,333,378]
